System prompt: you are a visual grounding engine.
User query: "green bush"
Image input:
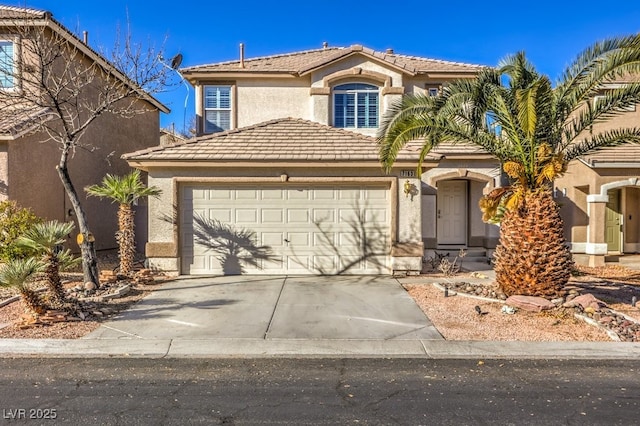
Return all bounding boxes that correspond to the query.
[0,200,43,262]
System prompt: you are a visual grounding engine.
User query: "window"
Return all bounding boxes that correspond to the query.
[333,83,379,128]
[425,83,441,97]
[204,85,232,133]
[0,40,15,89]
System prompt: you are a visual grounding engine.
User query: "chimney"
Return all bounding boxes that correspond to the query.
[323,41,328,49]
[386,48,394,54]
[239,43,245,68]
[83,31,88,44]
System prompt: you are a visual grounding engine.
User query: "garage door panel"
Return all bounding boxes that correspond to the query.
[209,189,232,200]
[313,188,336,199]
[313,209,335,223]
[262,232,284,247]
[287,189,309,200]
[262,209,284,223]
[236,209,258,223]
[287,232,308,245]
[181,185,390,275]
[209,209,232,222]
[288,209,309,223]
[262,189,284,200]
[236,189,258,200]
[314,231,335,245]
[365,208,387,222]
[314,255,336,271]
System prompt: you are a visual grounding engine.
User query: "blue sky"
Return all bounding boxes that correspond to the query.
[9,1,640,131]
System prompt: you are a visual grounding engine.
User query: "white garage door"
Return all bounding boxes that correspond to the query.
[180,184,391,275]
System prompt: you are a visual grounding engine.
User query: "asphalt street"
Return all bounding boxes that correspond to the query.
[1,358,638,425]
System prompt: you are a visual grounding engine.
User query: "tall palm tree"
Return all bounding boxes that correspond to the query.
[16,221,78,306]
[85,170,161,276]
[0,257,46,315]
[378,36,640,297]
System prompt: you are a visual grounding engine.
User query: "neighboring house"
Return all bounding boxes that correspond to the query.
[0,5,168,251]
[555,83,640,266]
[124,44,500,276]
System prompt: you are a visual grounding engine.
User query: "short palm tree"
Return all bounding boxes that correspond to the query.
[378,36,640,297]
[86,170,161,276]
[0,257,46,315]
[16,221,77,305]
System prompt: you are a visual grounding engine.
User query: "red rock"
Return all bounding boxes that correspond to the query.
[562,293,606,310]
[506,295,556,312]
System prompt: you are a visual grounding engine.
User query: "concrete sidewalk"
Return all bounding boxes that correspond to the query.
[1,272,640,359]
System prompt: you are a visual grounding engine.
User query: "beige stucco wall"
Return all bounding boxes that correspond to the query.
[235,78,311,127]
[7,108,159,252]
[143,165,421,274]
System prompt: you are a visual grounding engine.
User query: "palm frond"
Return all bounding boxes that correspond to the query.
[564,128,640,160]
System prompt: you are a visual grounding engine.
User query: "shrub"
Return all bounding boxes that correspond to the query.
[0,200,43,262]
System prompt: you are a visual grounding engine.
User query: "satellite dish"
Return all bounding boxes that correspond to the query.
[170,53,183,70]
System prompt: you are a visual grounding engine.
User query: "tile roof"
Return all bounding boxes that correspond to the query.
[123,117,433,163]
[0,106,52,139]
[181,45,486,76]
[0,5,46,19]
[581,144,640,166]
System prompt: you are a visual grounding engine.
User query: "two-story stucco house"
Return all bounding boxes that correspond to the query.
[124,44,507,276]
[0,5,168,251]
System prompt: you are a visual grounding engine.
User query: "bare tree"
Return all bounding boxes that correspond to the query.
[0,10,175,285]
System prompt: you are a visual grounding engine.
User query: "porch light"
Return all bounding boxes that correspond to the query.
[403,180,412,198]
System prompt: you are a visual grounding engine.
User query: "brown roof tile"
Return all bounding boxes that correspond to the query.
[581,144,640,165]
[123,117,431,163]
[0,106,52,139]
[182,45,486,76]
[0,5,46,19]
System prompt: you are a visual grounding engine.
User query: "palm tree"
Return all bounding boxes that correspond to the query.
[0,257,46,315]
[85,170,161,276]
[378,36,640,297]
[16,221,78,306]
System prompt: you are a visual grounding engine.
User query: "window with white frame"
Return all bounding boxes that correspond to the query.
[333,83,379,128]
[203,85,232,133]
[0,40,15,89]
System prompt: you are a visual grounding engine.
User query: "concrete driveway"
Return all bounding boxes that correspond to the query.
[85,275,442,341]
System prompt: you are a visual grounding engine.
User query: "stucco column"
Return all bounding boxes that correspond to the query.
[586,193,608,267]
[310,88,330,125]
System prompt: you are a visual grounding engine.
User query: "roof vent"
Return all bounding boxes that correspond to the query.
[386,48,394,54]
[323,41,328,49]
[239,43,245,68]
[83,31,88,44]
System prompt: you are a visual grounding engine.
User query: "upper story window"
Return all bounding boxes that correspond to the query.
[204,85,232,133]
[0,40,15,89]
[333,83,379,128]
[425,83,441,97]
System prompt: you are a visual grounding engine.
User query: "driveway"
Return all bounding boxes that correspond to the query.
[85,275,443,341]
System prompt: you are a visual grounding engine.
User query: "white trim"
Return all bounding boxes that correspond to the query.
[586,243,608,255]
[571,242,587,253]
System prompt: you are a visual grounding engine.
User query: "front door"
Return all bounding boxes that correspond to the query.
[606,189,622,253]
[437,180,467,245]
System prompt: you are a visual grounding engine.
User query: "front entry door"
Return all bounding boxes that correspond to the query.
[606,189,622,253]
[437,180,467,245]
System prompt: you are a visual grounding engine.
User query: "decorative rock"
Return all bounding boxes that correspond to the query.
[84,281,97,291]
[563,293,606,310]
[551,297,564,305]
[506,295,556,312]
